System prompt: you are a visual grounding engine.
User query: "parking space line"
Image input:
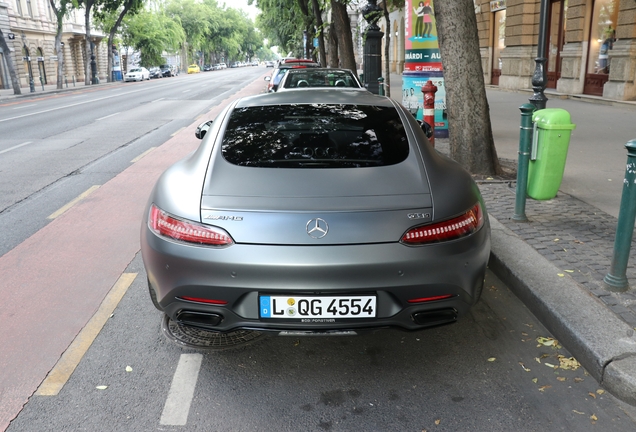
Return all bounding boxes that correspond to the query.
[160,354,203,426]
[131,147,156,163]
[47,185,100,219]
[35,273,138,396]
[171,127,185,137]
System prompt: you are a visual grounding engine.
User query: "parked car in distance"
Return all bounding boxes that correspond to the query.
[160,65,174,77]
[265,61,275,67]
[219,63,227,69]
[277,68,364,91]
[203,64,212,72]
[188,64,201,74]
[230,62,240,68]
[124,67,150,82]
[140,89,490,337]
[264,58,320,92]
[149,67,163,79]
[212,64,222,70]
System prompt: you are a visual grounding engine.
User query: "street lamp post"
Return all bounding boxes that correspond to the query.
[529,0,550,110]
[90,41,98,85]
[362,0,384,95]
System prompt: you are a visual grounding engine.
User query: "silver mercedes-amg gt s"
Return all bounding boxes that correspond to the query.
[141,89,490,335]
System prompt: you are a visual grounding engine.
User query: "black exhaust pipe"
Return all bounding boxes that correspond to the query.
[176,311,223,328]
[412,308,457,327]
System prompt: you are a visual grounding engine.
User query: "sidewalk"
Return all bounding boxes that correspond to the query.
[4,75,636,406]
[388,73,636,406]
[0,80,119,101]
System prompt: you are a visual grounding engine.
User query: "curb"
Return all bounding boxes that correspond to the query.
[488,215,636,406]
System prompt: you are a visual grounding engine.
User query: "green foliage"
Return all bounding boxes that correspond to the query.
[123,10,185,66]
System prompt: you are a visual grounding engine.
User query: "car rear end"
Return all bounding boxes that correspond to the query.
[141,91,490,334]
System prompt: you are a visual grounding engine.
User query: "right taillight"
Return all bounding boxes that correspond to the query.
[401,203,484,245]
[149,204,234,247]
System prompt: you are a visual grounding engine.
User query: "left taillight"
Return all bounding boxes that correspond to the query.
[148,204,234,247]
[401,203,484,245]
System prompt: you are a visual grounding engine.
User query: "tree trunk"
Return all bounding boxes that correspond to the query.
[433,0,501,175]
[84,0,94,85]
[310,0,327,66]
[330,0,356,73]
[326,22,338,68]
[0,30,21,94]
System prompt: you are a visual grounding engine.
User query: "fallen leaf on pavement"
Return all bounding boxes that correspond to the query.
[588,392,596,399]
[487,357,496,362]
[597,389,605,395]
[564,270,574,273]
[557,273,565,277]
[554,238,560,242]
[125,366,133,372]
[519,362,531,372]
[572,410,584,415]
[435,419,441,425]
[591,414,598,421]
[96,385,108,390]
[544,363,557,369]
[536,337,561,349]
[532,378,538,383]
[558,355,580,370]
[574,378,584,383]
[538,385,552,392]
[557,377,566,382]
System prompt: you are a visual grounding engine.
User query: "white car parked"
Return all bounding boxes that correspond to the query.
[125,67,150,82]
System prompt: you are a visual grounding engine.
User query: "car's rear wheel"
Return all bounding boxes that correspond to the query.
[161,314,265,350]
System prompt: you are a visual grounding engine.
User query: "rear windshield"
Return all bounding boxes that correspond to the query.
[221,104,409,168]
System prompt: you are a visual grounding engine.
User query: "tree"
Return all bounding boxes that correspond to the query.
[310,0,327,65]
[94,0,144,82]
[75,0,101,85]
[434,0,501,175]
[379,0,404,97]
[330,0,355,71]
[122,10,185,67]
[49,0,74,89]
[0,29,21,94]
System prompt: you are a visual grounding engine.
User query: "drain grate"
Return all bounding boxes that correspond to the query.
[161,314,265,350]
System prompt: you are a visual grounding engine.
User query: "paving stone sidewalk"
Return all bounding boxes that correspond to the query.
[433,139,636,328]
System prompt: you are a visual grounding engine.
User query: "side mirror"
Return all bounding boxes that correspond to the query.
[264,76,271,82]
[195,120,213,140]
[418,120,433,139]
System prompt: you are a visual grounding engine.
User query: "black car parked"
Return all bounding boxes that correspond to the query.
[160,65,173,77]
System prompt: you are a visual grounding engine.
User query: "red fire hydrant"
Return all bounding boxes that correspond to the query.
[421,80,438,146]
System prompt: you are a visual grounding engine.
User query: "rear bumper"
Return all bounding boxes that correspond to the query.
[141,223,490,333]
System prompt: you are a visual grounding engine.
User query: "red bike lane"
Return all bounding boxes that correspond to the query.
[0,75,267,430]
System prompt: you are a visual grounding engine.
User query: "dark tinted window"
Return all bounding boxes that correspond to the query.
[222,104,409,168]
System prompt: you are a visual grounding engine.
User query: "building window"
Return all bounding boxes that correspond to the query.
[15,0,23,15]
[26,0,33,17]
[588,0,618,75]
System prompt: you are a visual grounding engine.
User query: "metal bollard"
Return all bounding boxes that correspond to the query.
[72,75,76,87]
[512,104,536,222]
[65,76,68,88]
[39,76,44,91]
[421,80,437,147]
[378,77,384,96]
[604,139,636,292]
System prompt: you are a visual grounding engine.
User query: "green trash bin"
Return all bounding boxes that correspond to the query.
[527,108,576,200]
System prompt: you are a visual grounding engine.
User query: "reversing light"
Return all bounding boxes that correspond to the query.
[408,294,454,303]
[401,203,484,245]
[179,296,228,305]
[149,204,234,246]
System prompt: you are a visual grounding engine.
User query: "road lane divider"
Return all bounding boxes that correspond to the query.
[0,141,33,155]
[47,185,100,219]
[160,354,203,426]
[35,272,138,396]
[131,147,156,163]
[96,112,120,121]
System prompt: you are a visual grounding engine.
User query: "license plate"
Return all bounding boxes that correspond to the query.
[259,295,376,319]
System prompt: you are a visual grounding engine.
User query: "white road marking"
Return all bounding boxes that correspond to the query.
[96,112,120,121]
[160,353,203,426]
[0,141,33,155]
[12,104,36,110]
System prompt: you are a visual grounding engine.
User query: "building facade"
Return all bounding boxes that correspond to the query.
[374,0,636,101]
[0,0,107,91]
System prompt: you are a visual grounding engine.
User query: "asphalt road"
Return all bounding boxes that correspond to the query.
[2,70,636,431]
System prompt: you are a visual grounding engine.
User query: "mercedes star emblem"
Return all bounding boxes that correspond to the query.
[306,218,329,239]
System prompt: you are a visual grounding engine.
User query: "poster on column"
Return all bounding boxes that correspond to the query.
[403,0,447,137]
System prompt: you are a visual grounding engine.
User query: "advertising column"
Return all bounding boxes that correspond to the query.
[403,0,447,137]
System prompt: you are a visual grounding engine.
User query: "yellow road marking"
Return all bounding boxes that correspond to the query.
[131,147,156,163]
[171,127,185,137]
[47,185,100,220]
[36,272,138,396]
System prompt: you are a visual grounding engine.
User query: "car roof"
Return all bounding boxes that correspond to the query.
[235,88,393,108]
